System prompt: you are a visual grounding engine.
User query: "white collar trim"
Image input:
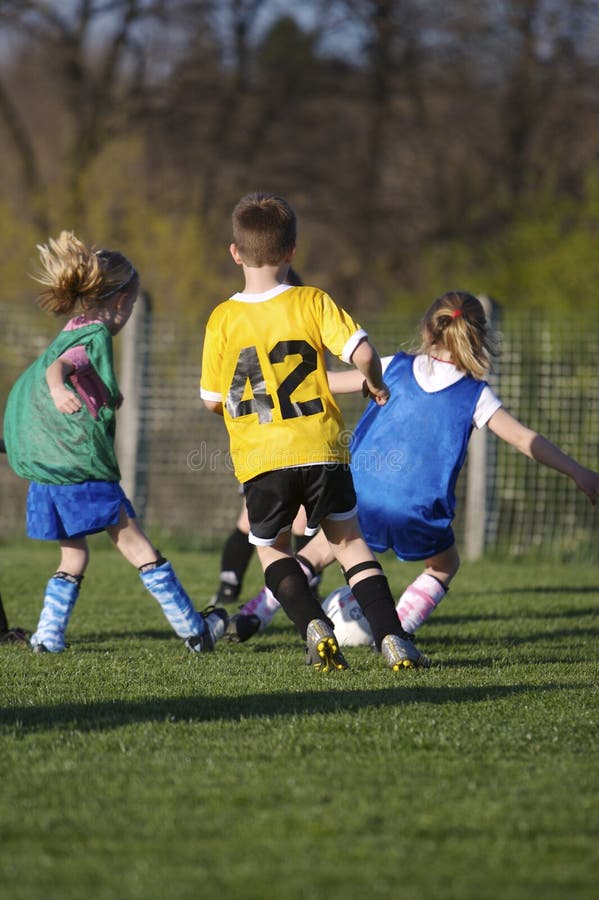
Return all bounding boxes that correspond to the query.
[230,284,292,303]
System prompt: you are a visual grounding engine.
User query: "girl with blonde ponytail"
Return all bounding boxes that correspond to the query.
[231,290,599,648]
[3,232,226,654]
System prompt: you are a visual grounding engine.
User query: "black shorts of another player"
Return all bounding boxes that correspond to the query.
[244,464,357,545]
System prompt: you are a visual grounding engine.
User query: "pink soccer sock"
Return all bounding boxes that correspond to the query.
[395,573,447,632]
[241,586,281,630]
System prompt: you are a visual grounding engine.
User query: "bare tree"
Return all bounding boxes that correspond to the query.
[0,0,198,228]
[0,0,598,306]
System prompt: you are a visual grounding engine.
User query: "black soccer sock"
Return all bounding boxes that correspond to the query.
[350,574,407,651]
[264,557,331,640]
[219,527,255,592]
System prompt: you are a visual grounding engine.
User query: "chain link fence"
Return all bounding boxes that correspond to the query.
[1,301,597,559]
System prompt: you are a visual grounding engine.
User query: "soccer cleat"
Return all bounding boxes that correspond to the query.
[185,606,229,653]
[224,612,262,643]
[185,631,214,653]
[30,638,62,653]
[0,627,31,647]
[305,619,349,672]
[211,582,241,606]
[202,605,229,643]
[380,633,430,670]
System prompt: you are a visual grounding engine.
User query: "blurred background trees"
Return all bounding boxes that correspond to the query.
[0,0,598,317]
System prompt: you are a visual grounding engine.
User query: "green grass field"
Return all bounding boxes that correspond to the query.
[1,538,597,900]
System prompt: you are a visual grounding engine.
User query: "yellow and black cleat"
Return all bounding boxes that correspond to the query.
[306,620,349,671]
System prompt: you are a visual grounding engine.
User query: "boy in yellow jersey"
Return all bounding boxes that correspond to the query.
[201,192,429,671]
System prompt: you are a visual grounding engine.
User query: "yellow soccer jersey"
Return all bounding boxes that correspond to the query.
[201,284,367,483]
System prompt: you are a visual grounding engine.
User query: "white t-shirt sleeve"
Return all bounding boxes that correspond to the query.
[473,386,502,429]
[381,356,394,376]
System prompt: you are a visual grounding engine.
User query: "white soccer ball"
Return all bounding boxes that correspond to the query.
[321,585,374,647]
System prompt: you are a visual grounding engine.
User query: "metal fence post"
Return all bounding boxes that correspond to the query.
[464,295,501,560]
[115,290,152,521]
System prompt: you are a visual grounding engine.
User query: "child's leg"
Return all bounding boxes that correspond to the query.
[321,516,403,648]
[30,538,88,652]
[239,547,323,631]
[238,585,281,629]
[235,508,317,627]
[258,540,349,672]
[396,545,459,632]
[106,508,222,645]
[258,536,328,640]
[295,528,335,574]
[214,500,255,604]
[226,551,321,643]
[321,516,429,668]
[244,470,345,669]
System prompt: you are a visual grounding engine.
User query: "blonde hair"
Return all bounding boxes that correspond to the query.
[34,231,138,315]
[232,193,296,266]
[418,291,498,380]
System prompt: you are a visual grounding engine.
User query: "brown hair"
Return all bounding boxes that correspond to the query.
[34,231,138,315]
[418,291,498,379]
[232,193,297,266]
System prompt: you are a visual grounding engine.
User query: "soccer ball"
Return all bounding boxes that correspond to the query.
[321,585,374,647]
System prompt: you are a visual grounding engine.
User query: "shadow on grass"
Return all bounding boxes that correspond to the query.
[0,682,587,733]
[72,630,300,650]
[426,606,598,627]
[76,629,175,644]
[420,624,599,649]
[459,586,599,598]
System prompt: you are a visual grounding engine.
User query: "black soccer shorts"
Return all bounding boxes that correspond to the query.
[244,464,357,546]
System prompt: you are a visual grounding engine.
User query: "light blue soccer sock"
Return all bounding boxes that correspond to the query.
[30,572,81,652]
[139,559,206,640]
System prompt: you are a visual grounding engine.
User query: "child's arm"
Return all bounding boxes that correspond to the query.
[328,353,395,396]
[46,358,82,414]
[326,368,365,394]
[487,407,599,504]
[349,339,389,406]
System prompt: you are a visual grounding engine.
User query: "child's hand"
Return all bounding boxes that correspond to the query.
[575,467,599,505]
[364,381,390,406]
[50,385,82,414]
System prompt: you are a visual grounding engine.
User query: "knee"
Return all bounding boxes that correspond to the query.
[450,551,460,580]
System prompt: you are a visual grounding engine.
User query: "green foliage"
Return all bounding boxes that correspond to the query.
[1,542,598,900]
[0,140,233,323]
[2,141,599,322]
[0,203,41,305]
[385,173,599,315]
[476,176,599,311]
[80,139,233,323]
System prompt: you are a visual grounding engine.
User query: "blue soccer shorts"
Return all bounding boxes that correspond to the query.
[26,481,136,540]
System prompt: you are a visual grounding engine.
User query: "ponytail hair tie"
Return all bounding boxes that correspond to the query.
[451,309,462,318]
